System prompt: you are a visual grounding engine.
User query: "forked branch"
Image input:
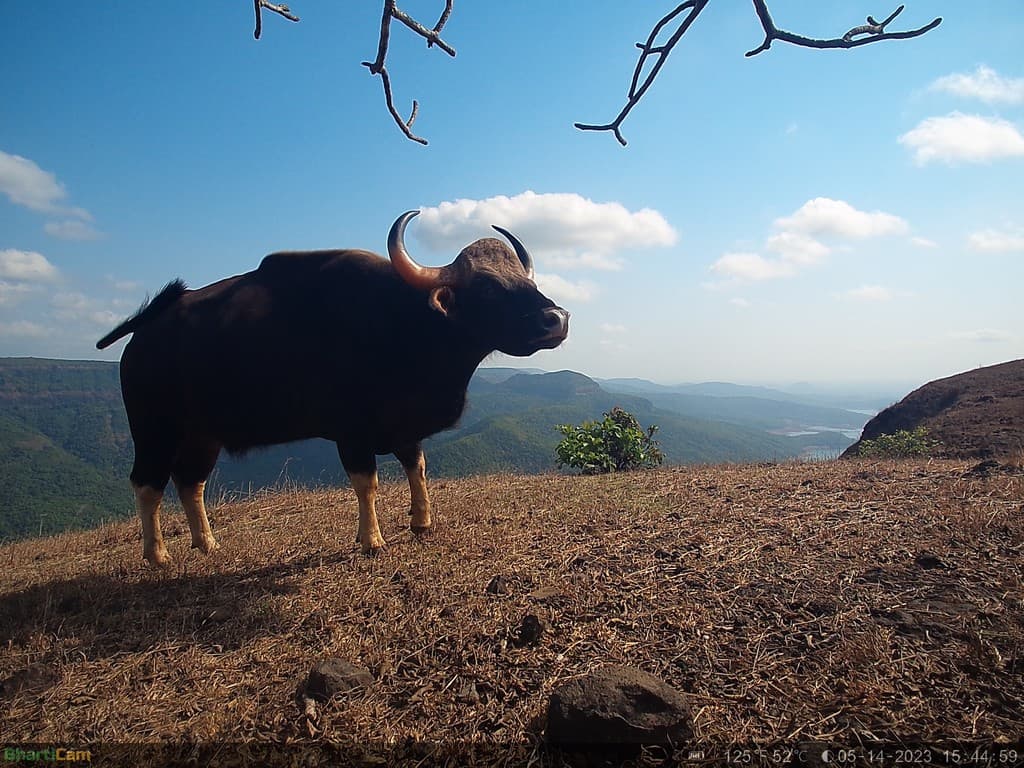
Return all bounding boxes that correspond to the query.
[575,1,710,147]
[745,1,941,56]
[361,0,456,145]
[252,0,299,40]
[576,1,941,146]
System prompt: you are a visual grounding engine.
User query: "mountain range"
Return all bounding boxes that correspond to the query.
[0,357,870,540]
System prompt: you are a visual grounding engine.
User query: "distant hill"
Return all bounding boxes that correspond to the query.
[0,359,134,538]
[0,358,857,541]
[842,359,1024,459]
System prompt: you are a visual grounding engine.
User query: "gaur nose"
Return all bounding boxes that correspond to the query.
[542,308,570,336]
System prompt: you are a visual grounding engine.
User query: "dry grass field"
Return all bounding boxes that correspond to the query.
[1,459,1022,765]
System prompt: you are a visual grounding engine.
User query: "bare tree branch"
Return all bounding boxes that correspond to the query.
[745,2,941,57]
[246,1,940,147]
[253,0,299,41]
[574,1,710,147]
[576,1,940,145]
[360,0,456,145]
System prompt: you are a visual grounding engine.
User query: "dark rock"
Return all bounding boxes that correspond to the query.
[546,665,691,748]
[304,658,374,702]
[914,552,946,570]
[485,575,510,595]
[514,614,545,647]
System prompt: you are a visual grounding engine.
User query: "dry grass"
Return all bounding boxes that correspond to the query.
[1,460,1022,765]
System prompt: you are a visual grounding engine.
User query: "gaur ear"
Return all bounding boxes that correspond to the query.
[428,286,454,316]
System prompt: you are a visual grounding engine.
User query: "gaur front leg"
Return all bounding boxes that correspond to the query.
[394,442,432,535]
[338,445,386,555]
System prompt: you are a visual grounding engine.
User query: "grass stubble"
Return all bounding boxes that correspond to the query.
[0,459,1021,764]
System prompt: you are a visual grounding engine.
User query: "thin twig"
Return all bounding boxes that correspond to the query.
[252,0,299,41]
[575,1,710,147]
[576,1,940,146]
[362,0,457,145]
[745,1,941,57]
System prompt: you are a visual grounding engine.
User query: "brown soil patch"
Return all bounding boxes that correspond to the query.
[1,461,1022,764]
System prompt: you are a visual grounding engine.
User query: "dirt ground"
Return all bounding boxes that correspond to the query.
[1,459,1022,765]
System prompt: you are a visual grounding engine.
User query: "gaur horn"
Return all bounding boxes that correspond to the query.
[492,225,535,281]
[388,211,451,290]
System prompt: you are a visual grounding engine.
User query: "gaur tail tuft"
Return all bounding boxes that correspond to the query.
[96,279,187,350]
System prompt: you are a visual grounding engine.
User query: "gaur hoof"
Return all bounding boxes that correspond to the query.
[360,536,387,556]
[144,548,172,568]
[191,536,220,554]
[410,525,432,537]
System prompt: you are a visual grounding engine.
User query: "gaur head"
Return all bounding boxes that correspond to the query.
[388,210,570,356]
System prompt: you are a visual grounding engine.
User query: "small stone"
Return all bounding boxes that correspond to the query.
[303,659,374,703]
[914,552,946,570]
[514,614,545,647]
[485,575,510,595]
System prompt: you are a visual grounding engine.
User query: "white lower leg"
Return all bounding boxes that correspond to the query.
[176,479,219,554]
[351,472,386,554]
[405,453,432,533]
[134,484,170,566]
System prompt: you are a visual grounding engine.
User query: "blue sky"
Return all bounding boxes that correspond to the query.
[1,1,1022,387]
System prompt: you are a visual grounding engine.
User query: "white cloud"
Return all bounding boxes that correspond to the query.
[0,320,50,338]
[51,291,123,326]
[951,329,1011,343]
[774,198,908,239]
[930,66,1024,105]
[534,272,595,303]
[45,219,103,241]
[0,249,59,282]
[910,236,938,248]
[729,297,750,308]
[0,150,93,221]
[710,252,794,281]
[711,198,907,283]
[0,150,66,213]
[967,229,1024,253]
[599,323,626,334]
[899,113,1024,165]
[50,292,91,317]
[89,309,121,327]
[106,277,141,292]
[846,285,893,302]
[415,191,677,271]
[0,281,33,306]
[765,231,830,265]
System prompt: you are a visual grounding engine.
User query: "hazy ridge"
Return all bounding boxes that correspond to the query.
[0,358,867,540]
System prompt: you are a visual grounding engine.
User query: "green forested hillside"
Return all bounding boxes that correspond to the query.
[0,359,859,540]
[0,412,131,538]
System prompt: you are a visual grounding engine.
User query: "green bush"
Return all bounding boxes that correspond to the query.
[555,407,664,474]
[857,426,941,458]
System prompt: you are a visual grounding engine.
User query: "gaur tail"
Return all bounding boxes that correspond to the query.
[95,279,188,350]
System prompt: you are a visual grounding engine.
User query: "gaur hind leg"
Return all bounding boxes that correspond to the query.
[394,442,432,536]
[171,437,223,555]
[338,444,385,555]
[129,443,174,567]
